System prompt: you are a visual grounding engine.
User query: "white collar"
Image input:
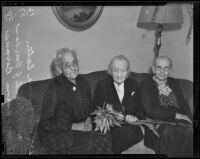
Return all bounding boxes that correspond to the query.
[114,82,124,89]
[114,82,124,103]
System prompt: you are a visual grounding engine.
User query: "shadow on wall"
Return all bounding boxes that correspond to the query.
[50,58,59,78]
[147,67,153,74]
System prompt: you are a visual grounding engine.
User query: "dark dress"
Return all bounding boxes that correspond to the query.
[38,74,112,154]
[138,75,193,157]
[93,76,144,154]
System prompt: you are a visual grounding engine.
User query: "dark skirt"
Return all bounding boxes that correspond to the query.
[144,123,193,157]
[111,124,143,154]
[38,125,112,154]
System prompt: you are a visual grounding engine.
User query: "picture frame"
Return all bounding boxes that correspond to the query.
[52,6,104,31]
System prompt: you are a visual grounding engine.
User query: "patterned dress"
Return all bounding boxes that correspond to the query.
[139,76,193,157]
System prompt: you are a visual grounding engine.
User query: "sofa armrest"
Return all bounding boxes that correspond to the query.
[2,116,27,154]
[2,97,35,154]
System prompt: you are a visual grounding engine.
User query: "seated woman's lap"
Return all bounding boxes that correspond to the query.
[111,124,143,153]
[69,131,112,154]
[38,127,112,154]
[158,124,193,157]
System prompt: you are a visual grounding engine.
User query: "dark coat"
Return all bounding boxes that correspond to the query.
[39,74,93,130]
[93,76,144,119]
[92,76,144,154]
[38,74,112,154]
[138,75,192,121]
[139,75,193,157]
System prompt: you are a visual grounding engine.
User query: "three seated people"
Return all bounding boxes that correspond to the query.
[38,47,193,156]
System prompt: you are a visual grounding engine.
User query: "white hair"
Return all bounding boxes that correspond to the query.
[55,47,78,74]
[153,56,173,68]
[107,55,130,75]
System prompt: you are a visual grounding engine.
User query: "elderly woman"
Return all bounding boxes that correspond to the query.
[93,55,144,154]
[139,56,193,157]
[38,48,112,154]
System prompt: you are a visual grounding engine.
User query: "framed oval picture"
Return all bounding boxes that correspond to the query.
[52,6,104,31]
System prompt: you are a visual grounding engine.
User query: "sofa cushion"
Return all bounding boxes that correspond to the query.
[17,79,53,124]
[81,71,109,96]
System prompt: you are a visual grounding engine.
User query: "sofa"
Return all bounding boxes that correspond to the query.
[2,70,193,155]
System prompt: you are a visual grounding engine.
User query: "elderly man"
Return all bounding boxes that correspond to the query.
[93,55,144,154]
[38,47,112,154]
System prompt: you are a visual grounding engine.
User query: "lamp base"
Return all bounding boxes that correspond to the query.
[154,24,162,58]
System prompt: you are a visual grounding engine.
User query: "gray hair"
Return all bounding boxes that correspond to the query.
[55,47,78,74]
[107,55,130,75]
[153,56,173,69]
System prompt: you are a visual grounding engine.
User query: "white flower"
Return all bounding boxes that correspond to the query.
[131,91,135,96]
[72,86,76,91]
[106,104,113,112]
[158,84,172,96]
[91,103,122,134]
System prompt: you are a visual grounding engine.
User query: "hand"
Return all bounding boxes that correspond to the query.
[175,113,192,124]
[72,122,84,131]
[115,113,124,121]
[72,121,92,131]
[85,117,91,124]
[83,117,92,131]
[125,115,138,123]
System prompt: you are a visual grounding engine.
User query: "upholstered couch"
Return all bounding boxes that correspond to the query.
[2,70,193,155]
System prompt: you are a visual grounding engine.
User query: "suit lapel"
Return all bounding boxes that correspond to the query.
[109,78,131,105]
[122,79,130,104]
[109,79,121,105]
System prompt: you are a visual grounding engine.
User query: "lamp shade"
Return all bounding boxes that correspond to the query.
[137,3,183,31]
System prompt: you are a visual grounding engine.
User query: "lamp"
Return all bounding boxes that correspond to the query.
[137,3,183,58]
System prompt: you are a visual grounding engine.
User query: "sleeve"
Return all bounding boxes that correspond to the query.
[92,82,106,108]
[139,81,177,122]
[85,80,94,113]
[174,80,193,120]
[39,83,72,131]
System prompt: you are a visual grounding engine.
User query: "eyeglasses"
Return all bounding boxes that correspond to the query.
[62,61,78,69]
[155,66,170,72]
[112,69,128,73]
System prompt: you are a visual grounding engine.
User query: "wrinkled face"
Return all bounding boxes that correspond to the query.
[111,59,129,84]
[59,53,79,80]
[152,58,171,81]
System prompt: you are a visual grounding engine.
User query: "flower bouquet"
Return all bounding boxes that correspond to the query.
[90,103,190,136]
[90,103,123,135]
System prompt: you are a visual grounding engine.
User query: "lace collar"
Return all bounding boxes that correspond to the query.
[153,76,172,96]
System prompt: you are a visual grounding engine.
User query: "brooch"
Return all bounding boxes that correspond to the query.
[131,91,135,96]
[73,86,76,91]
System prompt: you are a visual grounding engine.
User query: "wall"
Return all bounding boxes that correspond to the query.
[1,5,193,102]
